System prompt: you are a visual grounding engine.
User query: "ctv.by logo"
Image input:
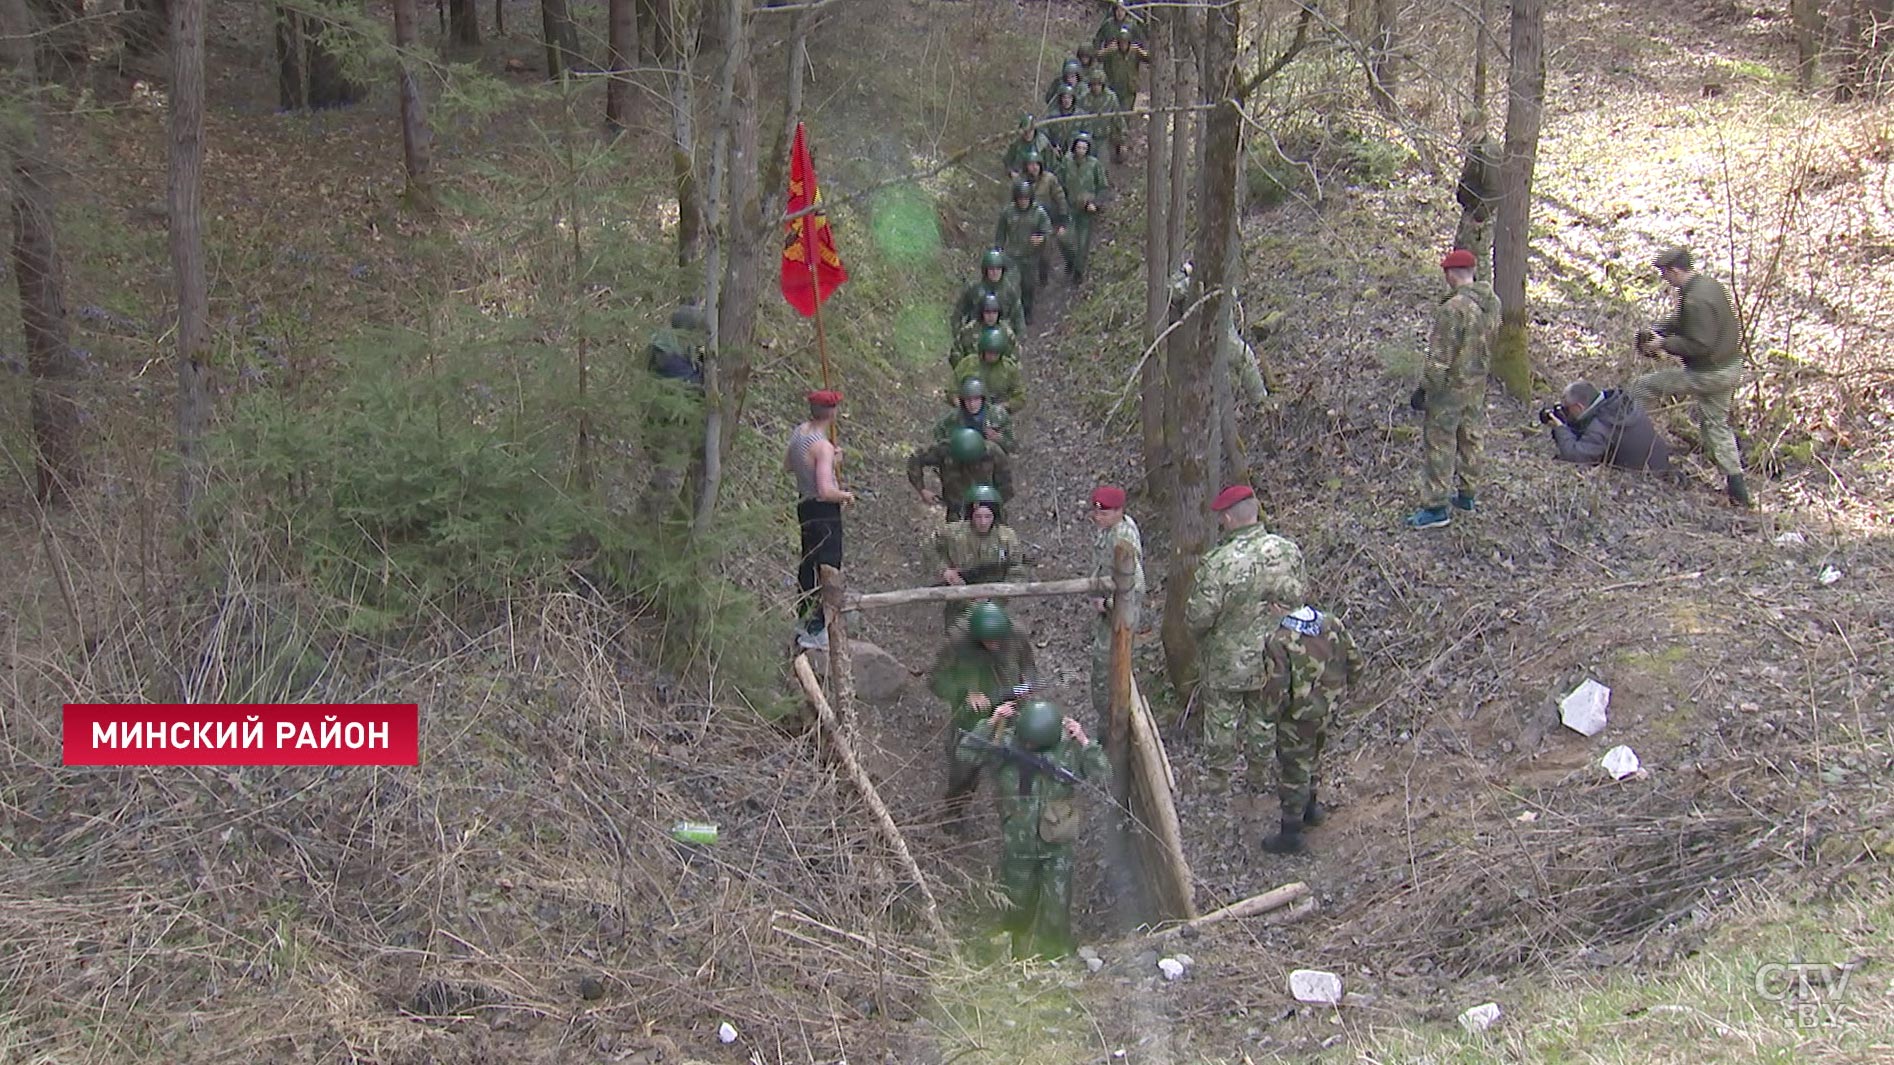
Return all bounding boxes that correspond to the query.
[1751,961,1866,1028]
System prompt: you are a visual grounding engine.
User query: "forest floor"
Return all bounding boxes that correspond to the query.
[1,1,1891,1064]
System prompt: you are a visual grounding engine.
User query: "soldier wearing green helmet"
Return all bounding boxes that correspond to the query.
[952,248,1025,336]
[934,483,1027,630]
[955,696,1110,958]
[951,326,1025,409]
[935,374,1016,454]
[951,290,1019,366]
[1021,151,1069,281]
[1102,24,1150,112]
[1078,65,1125,163]
[1093,3,1146,50]
[1057,131,1108,282]
[909,424,1014,521]
[1044,59,1084,108]
[995,181,1054,324]
[1004,113,1054,179]
[1043,81,1085,157]
[930,601,1039,831]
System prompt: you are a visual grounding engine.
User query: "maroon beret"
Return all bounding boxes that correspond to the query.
[807,389,843,407]
[1440,249,1477,271]
[1210,484,1255,512]
[1090,485,1127,509]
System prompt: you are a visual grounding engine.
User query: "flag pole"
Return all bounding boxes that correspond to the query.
[808,211,837,444]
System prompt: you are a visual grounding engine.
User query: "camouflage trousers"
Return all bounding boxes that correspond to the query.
[1453,209,1493,284]
[1087,600,1137,721]
[1270,691,1329,818]
[1199,687,1274,788]
[1063,211,1096,277]
[943,707,984,815]
[1421,389,1484,507]
[998,821,1076,959]
[1627,361,1744,476]
[1006,253,1041,323]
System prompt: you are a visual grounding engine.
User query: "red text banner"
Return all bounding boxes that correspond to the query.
[62,704,420,766]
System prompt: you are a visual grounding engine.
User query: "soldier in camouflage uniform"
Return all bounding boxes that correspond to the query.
[995,181,1054,325]
[1101,26,1149,111]
[1005,113,1055,178]
[935,484,1026,630]
[910,426,1014,521]
[1453,109,1500,284]
[1086,484,1143,721]
[1021,152,1069,284]
[1093,2,1146,49]
[951,328,1026,408]
[955,698,1110,958]
[1078,67,1125,164]
[932,602,1040,832]
[1183,485,1307,792]
[1256,604,1364,854]
[952,291,1019,367]
[936,376,1017,454]
[1405,248,1501,530]
[1631,246,1752,507]
[1057,132,1108,282]
[1043,83,1085,158]
[1075,43,1101,84]
[1044,60,1084,109]
[953,248,1026,336]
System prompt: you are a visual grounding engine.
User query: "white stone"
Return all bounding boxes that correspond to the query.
[1077,946,1099,962]
[1289,969,1343,1005]
[1458,1002,1501,1033]
[1086,957,1104,973]
[1559,679,1611,737]
[1601,745,1641,780]
[717,1021,738,1044]
[1773,531,1806,546]
[1158,957,1186,980]
[1818,565,1843,586]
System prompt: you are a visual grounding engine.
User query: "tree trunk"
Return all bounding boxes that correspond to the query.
[1141,7,1173,503]
[1166,14,1191,271]
[607,0,638,132]
[495,0,505,35]
[276,3,365,111]
[1471,0,1489,114]
[171,0,210,513]
[121,0,169,58]
[2,0,82,503]
[393,0,435,208]
[1492,0,1545,397]
[540,0,582,80]
[689,0,745,537]
[448,0,480,46]
[1160,0,1242,694]
[1836,0,1894,100]
[1792,0,1822,92]
[1368,0,1399,115]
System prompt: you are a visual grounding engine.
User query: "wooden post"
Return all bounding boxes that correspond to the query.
[1129,675,1197,919]
[1106,539,1137,806]
[848,575,1110,611]
[819,564,853,731]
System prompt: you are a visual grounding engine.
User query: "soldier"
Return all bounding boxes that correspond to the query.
[1044,59,1084,108]
[1093,2,1145,49]
[1075,43,1100,83]
[1086,484,1144,721]
[1078,67,1125,165]
[1405,248,1501,530]
[937,376,1017,454]
[1184,484,1307,792]
[909,425,1014,521]
[995,181,1053,325]
[1043,82,1085,158]
[1057,131,1107,282]
[1631,246,1752,508]
[951,327,1026,409]
[1256,603,1364,854]
[931,602,1039,831]
[646,303,707,386]
[642,304,708,512]
[951,291,1019,366]
[955,698,1109,958]
[1021,152,1069,285]
[952,248,1025,335]
[935,484,1026,630]
[1004,113,1054,178]
[785,390,855,649]
[1453,109,1501,283]
[1101,26,1149,112]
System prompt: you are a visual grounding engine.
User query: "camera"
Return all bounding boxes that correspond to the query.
[1537,404,1567,427]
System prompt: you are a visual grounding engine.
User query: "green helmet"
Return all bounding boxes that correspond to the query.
[1017,111,1035,129]
[957,376,987,400]
[948,426,987,464]
[978,327,1009,357]
[1012,179,1034,202]
[1022,148,1042,169]
[964,482,1003,507]
[1057,83,1078,102]
[1062,59,1081,79]
[981,247,1007,272]
[1072,131,1092,152]
[1087,66,1107,84]
[967,600,1012,641]
[979,291,1002,316]
[1077,44,1095,62]
[1116,25,1133,44]
[1015,699,1063,750]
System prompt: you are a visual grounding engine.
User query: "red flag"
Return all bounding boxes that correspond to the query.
[780,122,848,317]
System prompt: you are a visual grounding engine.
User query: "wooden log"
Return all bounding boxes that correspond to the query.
[848,575,1110,610]
[1152,880,1309,939]
[1106,539,1137,807]
[792,653,955,954]
[819,564,854,734]
[1128,674,1196,919]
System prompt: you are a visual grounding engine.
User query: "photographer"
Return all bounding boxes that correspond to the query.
[1541,380,1671,473]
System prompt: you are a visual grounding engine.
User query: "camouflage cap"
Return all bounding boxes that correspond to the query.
[1653,246,1693,270]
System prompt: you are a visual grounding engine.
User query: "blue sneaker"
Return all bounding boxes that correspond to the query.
[1404,505,1452,530]
[1451,491,1476,512]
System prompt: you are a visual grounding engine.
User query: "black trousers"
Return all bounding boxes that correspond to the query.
[795,499,844,626]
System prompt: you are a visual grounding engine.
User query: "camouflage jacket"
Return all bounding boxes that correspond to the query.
[955,717,1110,847]
[1657,273,1741,371]
[930,636,1037,732]
[954,277,1025,335]
[952,316,1020,365]
[1058,152,1108,212]
[1261,608,1364,713]
[1078,87,1123,143]
[1026,169,1069,224]
[1184,523,1308,691]
[995,203,1055,264]
[1093,11,1147,49]
[1101,47,1147,99]
[1041,102,1086,155]
[951,353,1026,409]
[1005,128,1056,175]
[908,438,1015,506]
[1090,513,1145,617]
[1425,280,1501,396]
[936,521,1024,584]
[933,402,1017,454]
[1043,75,1084,107]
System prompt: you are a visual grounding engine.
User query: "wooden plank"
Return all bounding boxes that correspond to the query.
[848,575,1110,610]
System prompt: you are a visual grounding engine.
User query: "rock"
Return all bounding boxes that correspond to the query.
[1076,946,1099,962]
[1289,969,1343,1005]
[1601,745,1641,780]
[576,974,606,1001]
[851,639,911,705]
[1157,957,1186,980]
[1174,953,1195,969]
[1817,565,1843,586]
[1559,679,1611,737]
[1458,1002,1501,1033]
[1087,957,1104,973]
[717,1021,738,1044]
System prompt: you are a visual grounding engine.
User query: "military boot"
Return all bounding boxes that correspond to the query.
[1726,473,1754,509]
[1300,788,1327,827]
[1261,818,1306,854]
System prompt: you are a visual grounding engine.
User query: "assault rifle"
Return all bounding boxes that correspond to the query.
[959,726,1083,790]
